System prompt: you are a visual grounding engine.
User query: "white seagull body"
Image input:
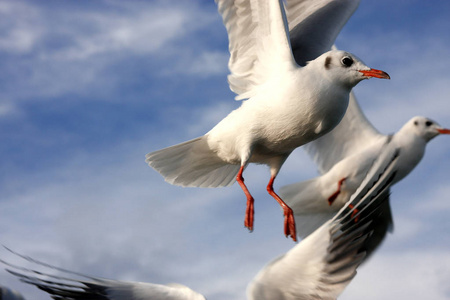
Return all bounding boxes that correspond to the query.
[146,0,389,241]
[2,151,398,299]
[280,93,450,242]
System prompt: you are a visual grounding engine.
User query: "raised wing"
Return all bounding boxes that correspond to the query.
[304,92,384,174]
[247,144,399,300]
[1,249,206,300]
[285,0,381,173]
[216,0,298,100]
[287,0,360,66]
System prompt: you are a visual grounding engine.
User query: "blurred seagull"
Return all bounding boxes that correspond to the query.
[146,0,389,241]
[2,150,398,299]
[280,94,450,244]
[1,249,206,300]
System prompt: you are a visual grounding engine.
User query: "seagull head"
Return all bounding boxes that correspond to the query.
[407,116,450,141]
[313,50,390,88]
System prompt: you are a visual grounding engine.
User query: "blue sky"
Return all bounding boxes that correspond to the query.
[0,0,449,299]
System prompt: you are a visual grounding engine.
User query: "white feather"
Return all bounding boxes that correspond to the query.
[146,137,239,188]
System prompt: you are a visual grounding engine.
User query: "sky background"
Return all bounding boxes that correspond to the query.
[0,0,449,299]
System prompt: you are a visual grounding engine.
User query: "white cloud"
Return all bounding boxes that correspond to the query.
[164,50,229,78]
[0,102,21,118]
[411,184,450,213]
[0,1,43,54]
[342,249,450,300]
[44,5,202,61]
[0,0,220,102]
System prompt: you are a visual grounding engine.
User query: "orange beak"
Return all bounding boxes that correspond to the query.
[437,128,450,134]
[359,69,391,79]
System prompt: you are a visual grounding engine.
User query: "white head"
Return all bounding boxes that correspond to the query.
[403,116,450,142]
[308,50,390,88]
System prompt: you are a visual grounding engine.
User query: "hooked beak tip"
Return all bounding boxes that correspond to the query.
[359,69,390,80]
[437,128,450,134]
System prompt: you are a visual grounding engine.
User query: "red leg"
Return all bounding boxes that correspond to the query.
[236,166,255,231]
[348,204,360,222]
[267,176,297,242]
[327,177,346,206]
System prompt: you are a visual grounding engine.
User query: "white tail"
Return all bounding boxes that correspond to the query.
[146,137,240,188]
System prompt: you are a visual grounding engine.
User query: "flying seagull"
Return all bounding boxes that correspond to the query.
[146,0,389,241]
[280,93,450,248]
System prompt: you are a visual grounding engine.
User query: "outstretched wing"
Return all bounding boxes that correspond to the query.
[287,0,360,66]
[216,0,298,100]
[1,248,206,300]
[304,92,384,174]
[247,143,398,300]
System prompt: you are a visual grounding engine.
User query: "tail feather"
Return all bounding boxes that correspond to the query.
[280,178,337,239]
[146,137,239,188]
[280,177,329,213]
[293,212,337,240]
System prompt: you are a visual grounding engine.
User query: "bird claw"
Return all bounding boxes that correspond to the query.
[283,207,297,242]
[348,204,360,222]
[244,196,254,232]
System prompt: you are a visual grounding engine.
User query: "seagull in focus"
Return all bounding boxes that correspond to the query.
[146,0,389,241]
[2,150,399,299]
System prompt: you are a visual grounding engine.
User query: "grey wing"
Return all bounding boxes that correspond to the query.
[287,0,360,66]
[247,146,397,300]
[1,249,206,300]
[304,92,383,174]
[359,198,394,261]
[247,181,392,300]
[330,140,401,264]
[316,145,400,296]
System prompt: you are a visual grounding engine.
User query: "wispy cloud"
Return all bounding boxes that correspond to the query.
[0,1,449,300]
[0,0,219,103]
[343,249,450,300]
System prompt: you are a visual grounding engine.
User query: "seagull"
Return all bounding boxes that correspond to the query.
[280,94,450,245]
[146,0,389,241]
[280,0,450,255]
[0,285,25,300]
[1,249,206,300]
[2,150,399,300]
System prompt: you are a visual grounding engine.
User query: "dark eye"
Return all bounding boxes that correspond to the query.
[341,56,353,67]
[414,121,419,126]
[425,120,433,127]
